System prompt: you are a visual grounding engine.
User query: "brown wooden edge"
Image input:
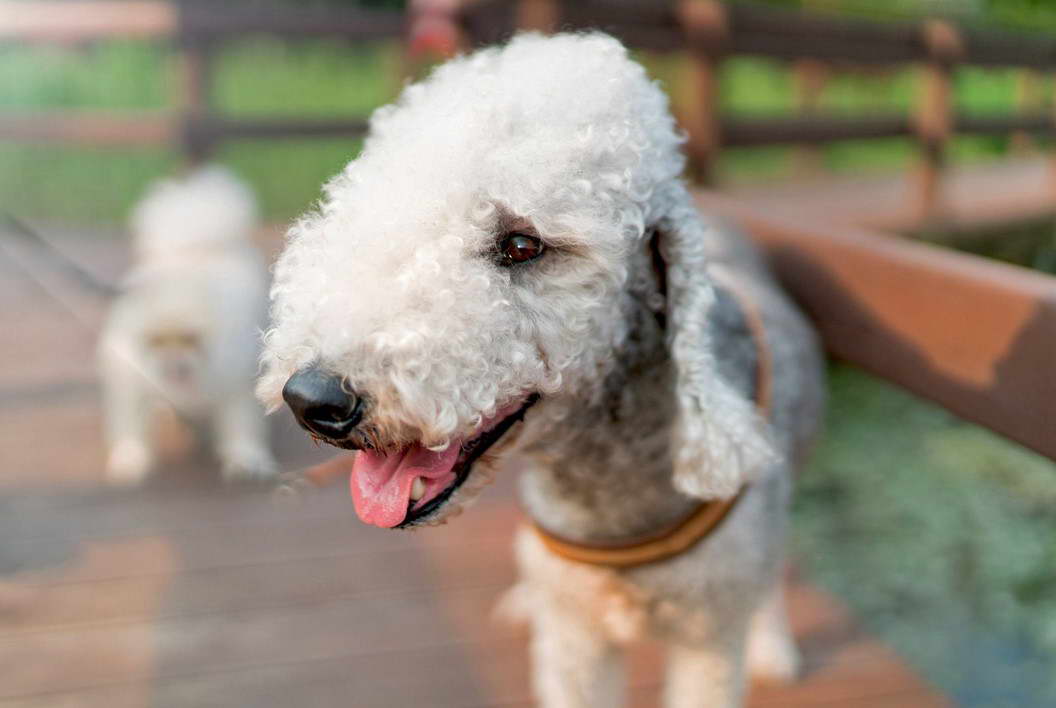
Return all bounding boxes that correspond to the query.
[0,112,368,147]
[696,190,1056,463]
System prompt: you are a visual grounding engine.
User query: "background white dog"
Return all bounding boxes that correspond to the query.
[99,166,277,485]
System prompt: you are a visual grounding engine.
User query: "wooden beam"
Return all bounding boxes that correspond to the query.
[716,113,1051,148]
[697,190,1056,462]
[0,112,368,147]
[722,115,911,147]
[0,1,175,41]
[186,117,369,144]
[177,3,404,42]
[458,0,1056,69]
[0,111,177,145]
[0,0,404,44]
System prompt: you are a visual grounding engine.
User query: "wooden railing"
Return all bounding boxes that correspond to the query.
[0,1,402,159]
[460,0,1055,216]
[2,1,1051,194]
[2,0,1055,460]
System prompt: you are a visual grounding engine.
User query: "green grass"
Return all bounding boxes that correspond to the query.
[218,138,364,221]
[795,366,1056,707]
[0,145,176,226]
[210,38,399,117]
[0,41,168,110]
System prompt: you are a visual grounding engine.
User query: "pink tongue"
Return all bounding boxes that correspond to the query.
[350,443,461,528]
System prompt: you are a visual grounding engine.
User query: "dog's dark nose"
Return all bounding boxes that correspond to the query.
[282,367,364,440]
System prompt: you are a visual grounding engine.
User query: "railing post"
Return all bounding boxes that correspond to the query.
[172,5,212,169]
[405,0,464,83]
[1011,68,1042,153]
[914,19,961,225]
[1050,72,1056,203]
[792,59,828,177]
[678,0,728,186]
[515,0,558,33]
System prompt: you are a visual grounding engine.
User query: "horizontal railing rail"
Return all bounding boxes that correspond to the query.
[1,1,1052,170]
[721,114,1053,147]
[0,112,369,145]
[461,0,1056,67]
[698,189,1056,462]
[0,1,405,43]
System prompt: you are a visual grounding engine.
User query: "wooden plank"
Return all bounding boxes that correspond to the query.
[956,113,1053,136]
[722,157,1055,235]
[0,1,175,42]
[0,535,510,634]
[0,112,177,146]
[185,117,369,151]
[687,113,1053,149]
[0,0,403,43]
[0,112,367,147]
[698,189,1056,462]
[0,642,526,708]
[0,516,949,707]
[722,115,911,147]
[460,0,1056,68]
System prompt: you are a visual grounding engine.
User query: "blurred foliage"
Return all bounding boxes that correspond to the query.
[795,366,1056,707]
[942,221,1056,275]
[0,41,167,110]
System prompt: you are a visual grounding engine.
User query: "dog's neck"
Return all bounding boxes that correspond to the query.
[517,249,698,544]
[518,357,695,545]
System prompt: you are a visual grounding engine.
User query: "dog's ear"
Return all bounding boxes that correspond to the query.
[654,208,778,499]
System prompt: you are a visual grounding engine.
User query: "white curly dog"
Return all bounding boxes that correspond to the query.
[100,167,277,485]
[258,33,823,708]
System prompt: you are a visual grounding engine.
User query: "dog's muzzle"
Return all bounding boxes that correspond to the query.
[282,366,365,445]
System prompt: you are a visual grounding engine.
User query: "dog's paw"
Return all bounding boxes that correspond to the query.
[105,440,154,486]
[747,626,801,684]
[220,445,279,483]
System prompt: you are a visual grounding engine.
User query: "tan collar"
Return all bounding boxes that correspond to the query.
[532,268,773,568]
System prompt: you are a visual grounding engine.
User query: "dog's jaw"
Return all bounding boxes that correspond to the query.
[335,395,539,529]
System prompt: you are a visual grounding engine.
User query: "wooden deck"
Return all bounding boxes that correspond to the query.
[0,226,953,706]
[723,156,1055,234]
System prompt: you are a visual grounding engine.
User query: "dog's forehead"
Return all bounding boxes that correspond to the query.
[340,38,657,204]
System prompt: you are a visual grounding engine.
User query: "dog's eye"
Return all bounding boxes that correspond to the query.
[498,233,545,266]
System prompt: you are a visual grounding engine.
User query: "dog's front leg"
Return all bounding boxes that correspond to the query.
[101,358,156,486]
[212,390,277,481]
[530,603,624,708]
[663,626,749,708]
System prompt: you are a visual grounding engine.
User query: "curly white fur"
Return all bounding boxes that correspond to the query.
[260,33,824,708]
[99,166,277,485]
[259,33,769,488]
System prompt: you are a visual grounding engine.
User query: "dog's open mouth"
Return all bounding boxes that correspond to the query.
[348,395,538,528]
